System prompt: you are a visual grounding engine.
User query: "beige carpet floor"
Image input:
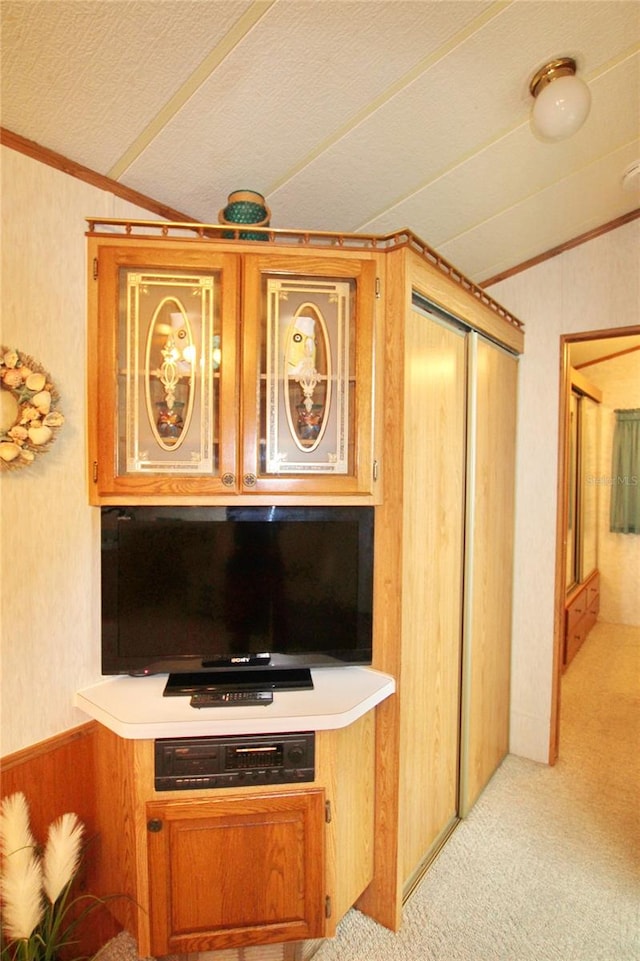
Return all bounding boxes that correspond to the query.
[97,620,640,960]
[314,620,640,961]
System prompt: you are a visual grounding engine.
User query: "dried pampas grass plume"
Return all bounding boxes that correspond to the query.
[0,792,44,939]
[0,792,112,958]
[0,850,44,939]
[0,791,36,859]
[42,812,84,904]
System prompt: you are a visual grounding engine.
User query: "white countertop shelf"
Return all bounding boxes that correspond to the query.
[75,667,395,739]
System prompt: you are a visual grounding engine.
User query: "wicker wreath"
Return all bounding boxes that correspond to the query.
[0,347,65,470]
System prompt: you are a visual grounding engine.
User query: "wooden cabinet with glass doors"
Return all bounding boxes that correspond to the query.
[87,237,379,503]
[86,221,526,946]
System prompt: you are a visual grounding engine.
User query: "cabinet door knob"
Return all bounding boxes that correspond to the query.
[243,473,257,488]
[222,472,236,487]
[147,818,163,833]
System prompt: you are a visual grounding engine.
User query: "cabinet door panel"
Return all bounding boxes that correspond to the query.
[89,244,239,500]
[460,335,517,815]
[146,790,325,954]
[89,240,379,502]
[399,309,466,886]
[242,254,378,496]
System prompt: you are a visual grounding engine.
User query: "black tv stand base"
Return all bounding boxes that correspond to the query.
[163,668,314,697]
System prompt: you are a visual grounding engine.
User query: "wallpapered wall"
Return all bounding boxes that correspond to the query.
[1,144,639,760]
[0,147,155,756]
[490,218,640,762]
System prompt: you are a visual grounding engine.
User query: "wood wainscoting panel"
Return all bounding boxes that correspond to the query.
[0,722,122,953]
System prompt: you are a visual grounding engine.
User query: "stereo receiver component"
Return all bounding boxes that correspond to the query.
[154,732,315,791]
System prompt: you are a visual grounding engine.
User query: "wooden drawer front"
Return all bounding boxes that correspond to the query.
[564,572,599,668]
[583,606,598,635]
[564,617,587,665]
[566,604,585,638]
[586,579,600,612]
[564,586,587,667]
[567,587,586,618]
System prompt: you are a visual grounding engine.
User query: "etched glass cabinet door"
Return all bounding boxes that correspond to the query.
[89,245,239,499]
[241,254,378,496]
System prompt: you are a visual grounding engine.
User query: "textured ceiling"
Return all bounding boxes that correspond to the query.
[1,0,639,282]
[570,335,640,368]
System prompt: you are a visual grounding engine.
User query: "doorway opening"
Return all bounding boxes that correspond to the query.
[550,325,640,762]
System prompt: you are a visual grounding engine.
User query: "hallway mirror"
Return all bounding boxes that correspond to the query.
[565,379,600,590]
[580,394,599,577]
[565,390,579,589]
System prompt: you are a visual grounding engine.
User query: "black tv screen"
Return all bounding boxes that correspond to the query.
[101,505,374,687]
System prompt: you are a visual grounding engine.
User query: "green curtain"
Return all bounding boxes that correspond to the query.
[610,408,640,534]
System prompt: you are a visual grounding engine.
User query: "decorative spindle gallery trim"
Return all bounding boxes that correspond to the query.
[85,217,525,334]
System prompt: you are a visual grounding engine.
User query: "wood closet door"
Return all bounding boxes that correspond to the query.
[399,310,466,888]
[459,333,518,816]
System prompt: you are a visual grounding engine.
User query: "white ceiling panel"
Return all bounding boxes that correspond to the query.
[361,52,640,244]
[1,0,638,282]
[439,140,640,280]
[1,0,256,171]
[268,1,640,233]
[119,0,492,216]
[571,336,640,367]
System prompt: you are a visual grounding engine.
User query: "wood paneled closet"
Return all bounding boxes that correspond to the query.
[359,248,519,928]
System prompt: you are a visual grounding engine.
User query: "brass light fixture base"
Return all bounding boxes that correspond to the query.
[529,57,577,98]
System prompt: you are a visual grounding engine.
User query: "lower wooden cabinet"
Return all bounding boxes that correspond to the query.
[146,791,325,953]
[92,714,374,956]
[564,570,600,668]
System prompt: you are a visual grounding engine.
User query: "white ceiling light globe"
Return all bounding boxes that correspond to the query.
[529,58,591,143]
[531,72,591,142]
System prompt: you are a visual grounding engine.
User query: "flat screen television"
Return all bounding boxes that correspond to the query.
[101,505,374,695]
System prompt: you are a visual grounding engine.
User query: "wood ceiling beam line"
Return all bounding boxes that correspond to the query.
[107,0,276,181]
[0,127,197,223]
[574,343,640,370]
[481,208,640,287]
